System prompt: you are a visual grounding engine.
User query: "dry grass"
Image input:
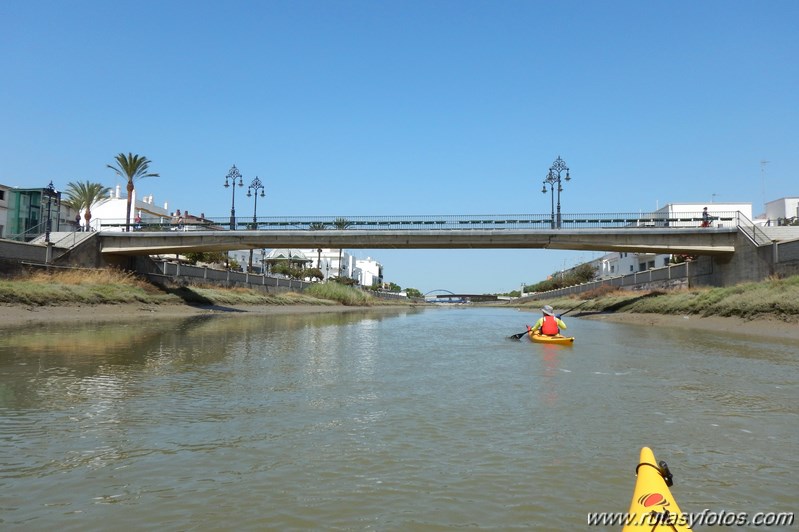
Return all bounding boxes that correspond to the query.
[0,268,365,308]
[517,275,799,321]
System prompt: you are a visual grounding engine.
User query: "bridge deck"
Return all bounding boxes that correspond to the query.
[98,227,739,256]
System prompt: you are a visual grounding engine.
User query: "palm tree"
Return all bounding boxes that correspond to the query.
[332,218,352,276]
[63,181,111,231]
[107,153,159,232]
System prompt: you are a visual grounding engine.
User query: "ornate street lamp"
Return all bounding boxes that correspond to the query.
[42,181,59,263]
[246,176,265,228]
[43,181,58,244]
[541,156,570,229]
[246,176,265,271]
[223,165,243,230]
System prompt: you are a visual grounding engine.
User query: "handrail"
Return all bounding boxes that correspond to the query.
[735,211,772,246]
[89,211,743,232]
[8,210,762,243]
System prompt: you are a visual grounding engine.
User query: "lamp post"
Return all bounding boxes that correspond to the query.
[223,165,243,269]
[43,181,58,243]
[246,176,265,272]
[224,165,243,230]
[42,181,59,263]
[541,156,570,229]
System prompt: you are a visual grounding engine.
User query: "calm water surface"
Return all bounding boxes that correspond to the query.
[1,307,797,530]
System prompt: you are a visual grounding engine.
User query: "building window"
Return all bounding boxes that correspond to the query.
[0,190,5,200]
[630,265,634,272]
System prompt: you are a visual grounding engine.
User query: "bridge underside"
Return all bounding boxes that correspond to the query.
[99,228,738,256]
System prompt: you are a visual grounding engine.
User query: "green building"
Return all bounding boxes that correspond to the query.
[4,186,64,242]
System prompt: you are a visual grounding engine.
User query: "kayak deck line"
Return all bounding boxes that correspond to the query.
[623,447,692,531]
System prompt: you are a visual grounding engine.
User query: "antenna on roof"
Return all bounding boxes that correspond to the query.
[760,160,769,209]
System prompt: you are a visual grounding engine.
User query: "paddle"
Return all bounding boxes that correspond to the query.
[508,300,591,340]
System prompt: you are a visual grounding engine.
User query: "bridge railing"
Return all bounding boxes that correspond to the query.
[735,212,773,247]
[93,212,741,232]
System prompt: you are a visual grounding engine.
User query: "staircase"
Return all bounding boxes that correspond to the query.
[28,231,95,249]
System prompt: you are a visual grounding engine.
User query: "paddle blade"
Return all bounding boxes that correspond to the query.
[509,326,530,340]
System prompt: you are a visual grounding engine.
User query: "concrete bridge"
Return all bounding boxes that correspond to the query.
[17,210,789,288]
[97,211,750,257]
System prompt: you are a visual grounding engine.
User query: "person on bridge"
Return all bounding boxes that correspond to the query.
[701,207,713,228]
[530,305,567,336]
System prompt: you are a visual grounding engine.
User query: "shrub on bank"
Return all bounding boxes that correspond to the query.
[304,282,374,306]
[517,275,799,321]
[0,269,336,307]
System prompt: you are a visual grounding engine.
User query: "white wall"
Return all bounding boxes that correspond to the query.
[654,202,752,227]
[0,185,8,238]
[355,257,382,286]
[91,189,172,230]
[765,197,799,222]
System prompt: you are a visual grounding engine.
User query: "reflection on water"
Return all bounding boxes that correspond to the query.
[0,307,796,530]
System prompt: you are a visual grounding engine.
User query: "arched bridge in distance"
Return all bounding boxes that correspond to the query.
[424,290,500,302]
[96,211,766,258]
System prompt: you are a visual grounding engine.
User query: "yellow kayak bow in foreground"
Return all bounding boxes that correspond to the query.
[622,447,692,531]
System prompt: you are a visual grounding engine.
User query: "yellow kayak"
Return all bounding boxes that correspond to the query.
[526,326,575,345]
[622,447,692,531]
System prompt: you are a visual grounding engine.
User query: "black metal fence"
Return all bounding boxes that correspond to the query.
[149,260,411,301]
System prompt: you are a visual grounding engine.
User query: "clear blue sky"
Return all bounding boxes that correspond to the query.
[1,0,796,294]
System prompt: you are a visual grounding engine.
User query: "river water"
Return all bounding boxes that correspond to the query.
[1,307,796,530]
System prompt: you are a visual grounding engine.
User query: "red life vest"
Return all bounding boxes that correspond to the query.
[541,315,559,335]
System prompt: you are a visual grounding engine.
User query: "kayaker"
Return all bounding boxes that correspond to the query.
[531,305,567,336]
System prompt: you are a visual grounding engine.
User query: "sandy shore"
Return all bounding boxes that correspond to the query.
[2,302,798,340]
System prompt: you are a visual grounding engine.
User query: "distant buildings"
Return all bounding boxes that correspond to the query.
[3,178,795,290]
[764,197,799,225]
[563,201,765,281]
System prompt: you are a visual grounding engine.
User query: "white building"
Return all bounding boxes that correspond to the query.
[588,202,754,280]
[294,248,357,281]
[591,251,672,279]
[763,197,799,225]
[353,256,383,287]
[0,184,9,238]
[90,185,174,230]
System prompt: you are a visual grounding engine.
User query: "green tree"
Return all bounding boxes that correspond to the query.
[63,181,111,231]
[184,251,227,265]
[386,282,402,292]
[302,267,324,281]
[308,222,327,230]
[405,287,422,298]
[107,153,159,232]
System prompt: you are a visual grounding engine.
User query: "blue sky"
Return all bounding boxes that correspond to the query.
[1,0,796,294]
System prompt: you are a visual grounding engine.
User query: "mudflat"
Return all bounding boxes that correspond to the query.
[580,311,799,340]
[0,302,398,329]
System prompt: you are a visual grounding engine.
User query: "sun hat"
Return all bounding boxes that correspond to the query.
[542,305,554,316]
